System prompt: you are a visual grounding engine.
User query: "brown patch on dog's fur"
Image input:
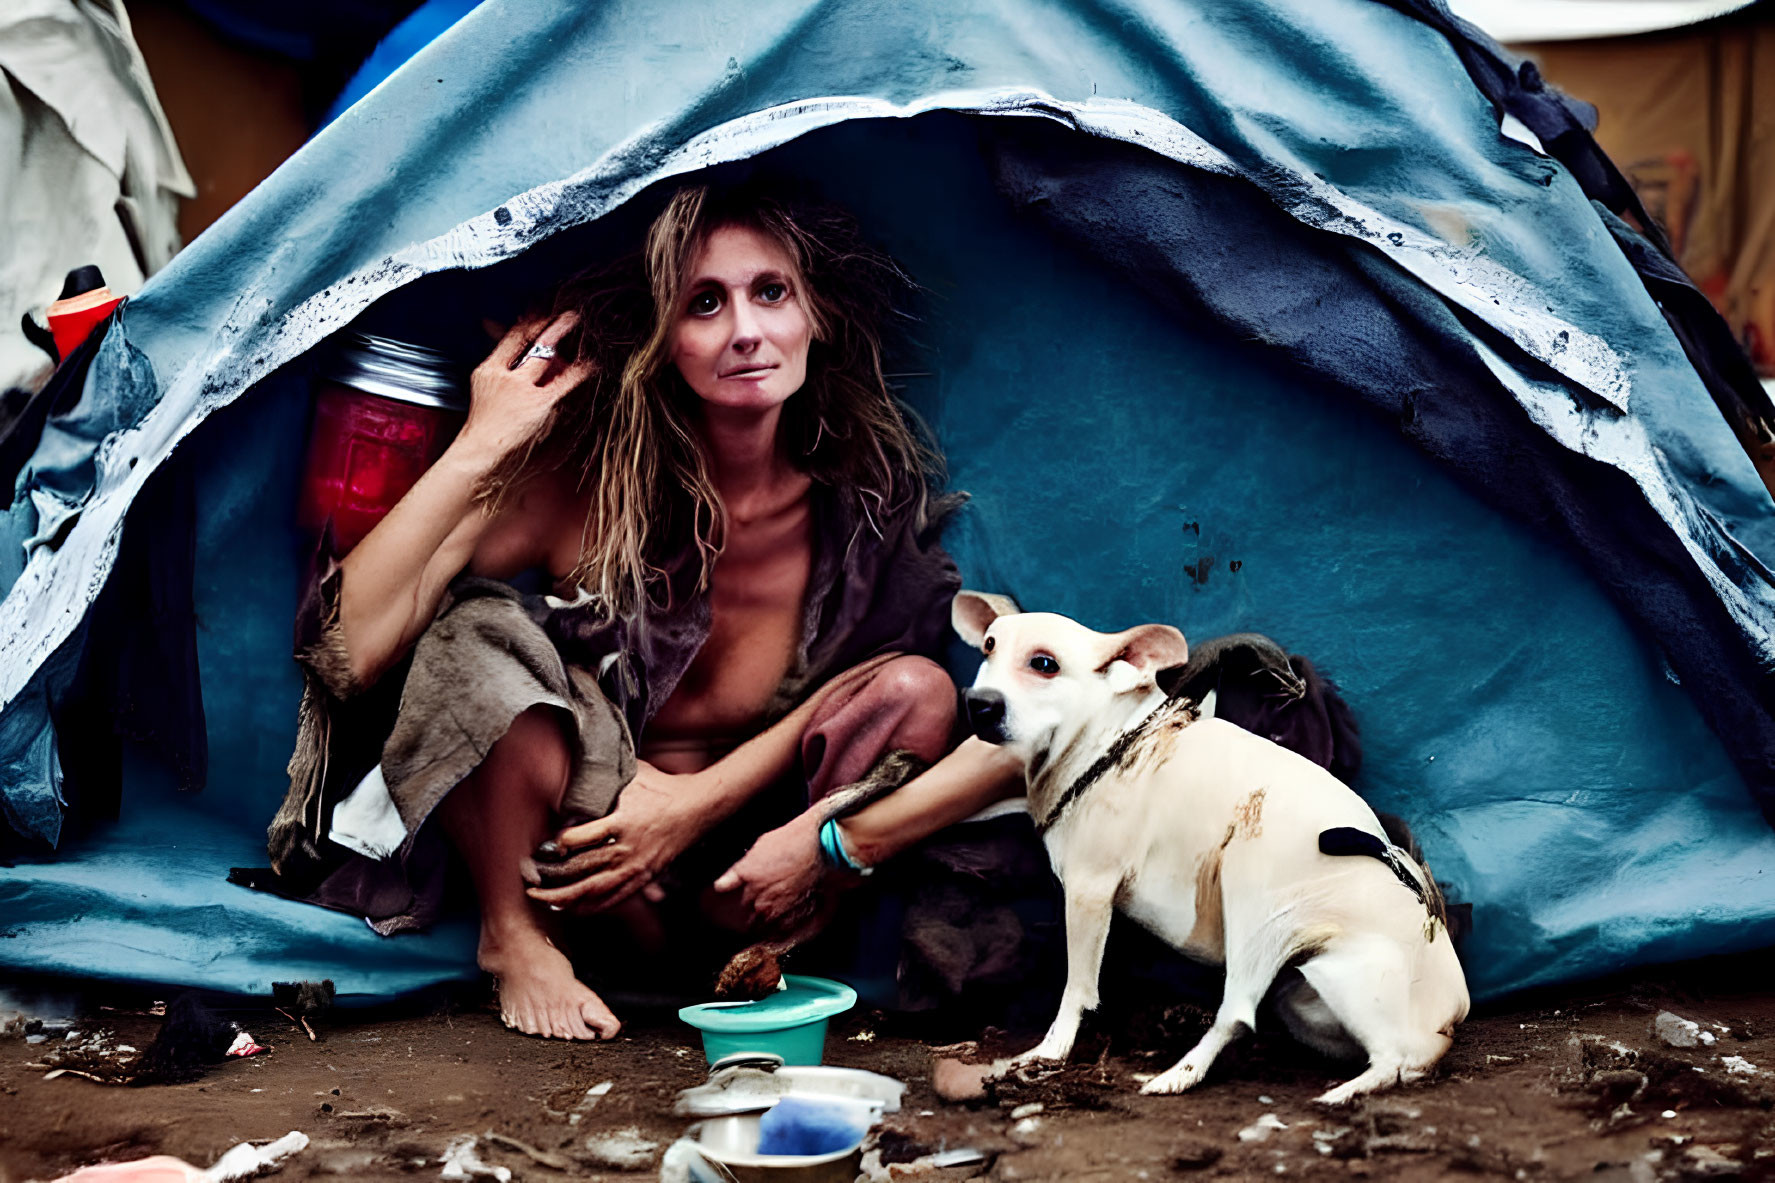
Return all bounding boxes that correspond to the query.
[1232,788,1266,839]
[1188,847,1226,954]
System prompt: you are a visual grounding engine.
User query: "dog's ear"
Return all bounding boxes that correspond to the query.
[1100,624,1189,694]
[953,591,1021,650]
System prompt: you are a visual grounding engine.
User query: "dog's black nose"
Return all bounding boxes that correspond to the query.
[963,688,1008,744]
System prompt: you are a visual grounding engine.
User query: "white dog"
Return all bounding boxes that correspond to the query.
[954,592,1469,1104]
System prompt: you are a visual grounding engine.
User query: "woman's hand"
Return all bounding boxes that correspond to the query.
[458,312,593,462]
[711,810,840,933]
[526,761,709,914]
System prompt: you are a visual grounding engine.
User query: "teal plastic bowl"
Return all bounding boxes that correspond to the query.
[678,975,858,1066]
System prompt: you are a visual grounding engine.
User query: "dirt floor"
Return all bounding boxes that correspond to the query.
[3,953,1775,1183]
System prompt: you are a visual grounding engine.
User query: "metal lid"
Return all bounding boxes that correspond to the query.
[319,332,468,410]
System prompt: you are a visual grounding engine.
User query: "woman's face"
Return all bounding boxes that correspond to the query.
[670,223,814,414]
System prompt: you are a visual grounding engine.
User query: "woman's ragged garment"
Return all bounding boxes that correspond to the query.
[261,487,963,935]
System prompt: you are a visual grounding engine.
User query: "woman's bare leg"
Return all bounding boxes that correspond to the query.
[803,655,959,800]
[436,705,620,1040]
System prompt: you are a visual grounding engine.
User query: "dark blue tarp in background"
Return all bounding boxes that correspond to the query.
[1,0,1772,1001]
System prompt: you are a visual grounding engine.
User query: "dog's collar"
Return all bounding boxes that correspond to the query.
[1035,696,1198,835]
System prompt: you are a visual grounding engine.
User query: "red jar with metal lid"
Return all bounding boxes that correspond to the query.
[298,333,468,553]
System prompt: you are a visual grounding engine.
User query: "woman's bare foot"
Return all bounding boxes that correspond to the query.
[480,929,620,1040]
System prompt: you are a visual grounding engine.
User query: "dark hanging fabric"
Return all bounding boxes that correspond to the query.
[50,457,207,827]
[988,121,1775,825]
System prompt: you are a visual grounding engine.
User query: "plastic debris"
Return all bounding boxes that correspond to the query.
[1238,1114,1289,1143]
[581,1128,660,1171]
[438,1136,509,1182]
[1720,1055,1758,1075]
[225,1032,266,1058]
[483,1133,571,1171]
[931,1058,991,1102]
[757,1097,869,1156]
[50,1156,208,1182]
[48,1133,308,1183]
[206,1131,309,1181]
[1653,1011,1716,1048]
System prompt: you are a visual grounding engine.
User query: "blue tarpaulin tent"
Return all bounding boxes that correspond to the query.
[3,0,1773,1003]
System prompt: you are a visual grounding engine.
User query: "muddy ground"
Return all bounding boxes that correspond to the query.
[3,952,1774,1182]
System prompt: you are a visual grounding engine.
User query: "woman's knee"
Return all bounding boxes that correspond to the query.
[481,704,573,809]
[874,655,959,749]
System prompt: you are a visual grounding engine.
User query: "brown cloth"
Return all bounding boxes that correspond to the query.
[263,486,962,934]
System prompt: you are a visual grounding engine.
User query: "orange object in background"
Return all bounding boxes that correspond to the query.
[46,266,123,361]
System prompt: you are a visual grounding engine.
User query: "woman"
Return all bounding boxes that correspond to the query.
[267,185,1024,1040]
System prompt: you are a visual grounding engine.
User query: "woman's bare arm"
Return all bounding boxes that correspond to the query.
[527,656,900,911]
[334,315,589,688]
[707,737,1026,928]
[835,737,1025,865]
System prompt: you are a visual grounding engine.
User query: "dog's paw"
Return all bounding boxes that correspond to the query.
[992,1047,1066,1079]
[1138,1063,1205,1095]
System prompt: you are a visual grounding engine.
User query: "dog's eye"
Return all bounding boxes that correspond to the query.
[1029,654,1059,676]
[983,636,995,654]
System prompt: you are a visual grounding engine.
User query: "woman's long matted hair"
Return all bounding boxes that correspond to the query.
[474,183,943,620]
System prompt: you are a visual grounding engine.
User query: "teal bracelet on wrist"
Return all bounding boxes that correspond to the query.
[818,816,871,876]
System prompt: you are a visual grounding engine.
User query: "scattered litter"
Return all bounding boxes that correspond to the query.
[1662,1110,1678,1119]
[439,1136,510,1182]
[1009,1117,1043,1147]
[136,996,252,1085]
[1720,1055,1758,1076]
[1681,1145,1743,1174]
[1238,1114,1289,1143]
[1311,1126,1352,1156]
[1486,1054,1516,1064]
[581,1127,660,1171]
[484,1132,571,1171]
[1654,1011,1716,1048]
[274,1008,317,1042]
[25,1033,47,1044]
[931,1057,991,1102]
[50,1155,208,1181]
[927,1149,987,1167]
[1009,1102,1044,1120]
[849,1029,876,1042]
[758,1098,870,1156]
[225,1032,266,1058]
[207,1131,309,1181]
[1258,1095,1274,1104]
[51,1132,311,1183]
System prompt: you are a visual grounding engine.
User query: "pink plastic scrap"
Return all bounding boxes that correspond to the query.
[224,1031,266,1057]
[51,1156,207,1183]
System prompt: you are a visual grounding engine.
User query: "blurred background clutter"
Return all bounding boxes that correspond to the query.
[1452,0,1773,386]
[0,0,475,402]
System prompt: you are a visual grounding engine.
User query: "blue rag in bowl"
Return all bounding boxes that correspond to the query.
[756,1097,868,1157]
